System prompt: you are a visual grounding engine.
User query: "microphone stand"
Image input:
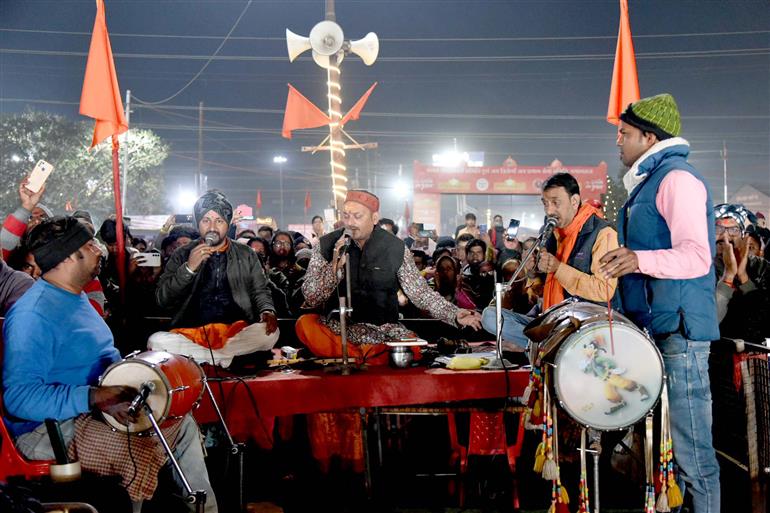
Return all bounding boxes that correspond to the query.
[327,240,359,375]
[492,229,549,369]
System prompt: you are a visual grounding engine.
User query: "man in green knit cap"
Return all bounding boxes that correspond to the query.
[600,93,720,513]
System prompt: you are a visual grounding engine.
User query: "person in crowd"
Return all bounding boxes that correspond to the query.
[713,203,770,324]
[295,248,312,270]
[455,233,474,266]
[152,190,278,367]
[68,209,107,316]
[2,216,217,512]
[246,236,269,258]
[497,236,523,277]
[411,249,428,272]
[1,177,53,260]
[432,255,476,310]
[403,222,419,248]
[455,213,480,239]
[311,215,325,243]
[293,232,311,251]
[160,225,200,265]
[747,232,762,258]
[755,211,770,247]
[522,236,538,254]
[268,231,306,314]
[377,218,398,236]
[296,189,481,364]
[488,214,506,251]
[0,257,33,314]
[460,238,495,309]
[131,237,148,252]
[257,225,274,241]
[482,172,617,349]
[236,228,257,241]
[7,246,40,280]
[599,93,720,513]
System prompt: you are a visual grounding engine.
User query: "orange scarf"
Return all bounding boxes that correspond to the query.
[542,203,601,310]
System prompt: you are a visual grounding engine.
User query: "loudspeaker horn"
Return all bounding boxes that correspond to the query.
[309,20,345,56]
[312,50,345,70]
[286,29,311,62]
[348,32,379,66]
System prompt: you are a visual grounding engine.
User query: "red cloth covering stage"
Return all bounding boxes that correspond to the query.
[195,366,529,448]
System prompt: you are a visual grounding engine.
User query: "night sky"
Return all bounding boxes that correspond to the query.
[1,0,768,228]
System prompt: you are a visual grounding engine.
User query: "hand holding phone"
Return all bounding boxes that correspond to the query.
[26,160,55,194]
[135,252,161,267]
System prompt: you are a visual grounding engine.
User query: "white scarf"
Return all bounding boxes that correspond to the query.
[622,137,690,194]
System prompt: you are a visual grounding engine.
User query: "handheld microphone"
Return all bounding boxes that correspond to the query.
[339,228,353,255]
[538,216,558,248]
[204,232,220,247]
[127,381,156,418]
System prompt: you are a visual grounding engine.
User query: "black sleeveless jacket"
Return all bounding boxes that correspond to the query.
[319,226,405,325]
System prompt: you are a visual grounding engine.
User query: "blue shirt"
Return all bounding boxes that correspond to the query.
[2,279,120,437]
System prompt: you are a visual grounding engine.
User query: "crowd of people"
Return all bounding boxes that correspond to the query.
[1,93,769,513]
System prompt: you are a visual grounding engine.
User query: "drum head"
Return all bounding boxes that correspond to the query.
[553,322,663,431]
[99,360,170,433]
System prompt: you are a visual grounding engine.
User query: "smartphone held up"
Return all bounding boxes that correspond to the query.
[26,160,55,193]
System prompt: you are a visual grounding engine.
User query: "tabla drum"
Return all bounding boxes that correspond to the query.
[532,300,665,431]
[99,350,205,433]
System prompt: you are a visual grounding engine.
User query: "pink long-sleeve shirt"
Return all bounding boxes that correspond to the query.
[634,170,712,279]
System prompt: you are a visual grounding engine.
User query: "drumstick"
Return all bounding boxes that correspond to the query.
[605,233,616,355]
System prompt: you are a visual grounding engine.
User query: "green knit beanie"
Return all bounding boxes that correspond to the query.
[620,93,681,140]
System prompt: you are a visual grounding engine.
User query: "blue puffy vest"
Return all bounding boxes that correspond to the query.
[617,143,720,341]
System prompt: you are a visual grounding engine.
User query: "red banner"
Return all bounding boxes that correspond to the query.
[413,160,608,201]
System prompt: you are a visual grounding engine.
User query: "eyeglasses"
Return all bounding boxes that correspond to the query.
[715,225,741,236]
[272,240,292,247]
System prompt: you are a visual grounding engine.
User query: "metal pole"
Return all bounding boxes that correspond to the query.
[280,163,284,227]
[197,101,204,194]
[122,89,130,215]
[722,140,728,203]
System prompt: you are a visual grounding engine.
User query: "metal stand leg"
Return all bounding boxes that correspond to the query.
[589,429,602,513]
[143,405,207,513]
[204,380,246,512]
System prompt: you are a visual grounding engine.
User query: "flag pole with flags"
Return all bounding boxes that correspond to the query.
[79,0,129,296]
[607,0,640,125]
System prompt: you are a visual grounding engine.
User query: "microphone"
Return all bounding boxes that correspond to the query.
[339,228,353,255]
[538,216,558,248]
[204,232,220,246]
[127,381,156,418]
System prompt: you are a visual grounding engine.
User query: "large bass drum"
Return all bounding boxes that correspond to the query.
[99,350,205,433]
[526,299,664,431]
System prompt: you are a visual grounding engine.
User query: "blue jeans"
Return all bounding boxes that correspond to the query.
[16,415,218,513]
[657,334,720,513]
[481,306,533,350]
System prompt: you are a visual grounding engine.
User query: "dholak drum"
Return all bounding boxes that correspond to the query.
[527,299,665,431]
[99,350,205,433]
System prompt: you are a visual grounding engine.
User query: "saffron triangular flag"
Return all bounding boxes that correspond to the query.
[79,0,128,148]
[282,84,330,139]
[341,82,377,127]
[607,0,640,125]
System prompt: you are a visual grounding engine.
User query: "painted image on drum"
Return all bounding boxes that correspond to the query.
[554,323,663,431]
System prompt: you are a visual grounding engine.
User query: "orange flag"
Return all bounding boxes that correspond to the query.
[282,84,329,139]
[304,191,312,215]
[79,0,128,148]
[341,82,377,127]
[606,0,640,125]
[256,190,262,210]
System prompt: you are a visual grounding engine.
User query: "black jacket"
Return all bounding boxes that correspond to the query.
[156,239,274,327]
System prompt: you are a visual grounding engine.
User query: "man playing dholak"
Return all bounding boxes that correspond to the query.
[600,93,720,513]
[295,190,481,472]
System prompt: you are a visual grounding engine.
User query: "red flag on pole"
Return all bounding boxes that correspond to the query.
[304,191,312,215]
[607,0,640,125]
[79,0,128,298]
[340,82,378,127]
[79,0,128,148]
[282,84,330,139]
[256,190,262,211]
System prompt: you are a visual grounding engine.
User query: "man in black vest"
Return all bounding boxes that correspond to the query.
[297,190,481,364]
[481,172,618,349]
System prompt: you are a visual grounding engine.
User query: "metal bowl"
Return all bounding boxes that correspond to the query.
[390,346,413,368]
